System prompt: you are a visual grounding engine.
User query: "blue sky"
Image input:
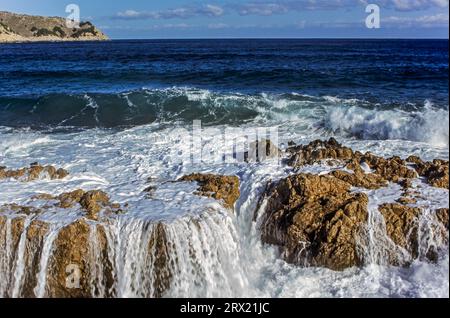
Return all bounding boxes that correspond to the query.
[0,0,448,38]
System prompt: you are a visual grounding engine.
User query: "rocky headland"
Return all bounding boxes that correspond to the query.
[0,11,108,43]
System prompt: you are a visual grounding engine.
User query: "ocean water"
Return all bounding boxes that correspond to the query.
[0,39,448,298]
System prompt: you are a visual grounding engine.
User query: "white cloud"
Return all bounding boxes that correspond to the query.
[114,4,224,20]
[385,12,449,26]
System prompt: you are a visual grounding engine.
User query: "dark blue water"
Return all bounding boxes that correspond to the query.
[0,39,448,128]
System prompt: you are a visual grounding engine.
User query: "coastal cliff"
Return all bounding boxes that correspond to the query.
[0,11,108,43]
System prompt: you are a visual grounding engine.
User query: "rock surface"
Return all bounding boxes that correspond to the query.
[0,189,121,221]
[244,139,281,163]
[286,138,448,189]
[260,173,369,270]
[0,11,108,42]
[260,139,449,270]
[0,163,68,181]
[179,174,240,209]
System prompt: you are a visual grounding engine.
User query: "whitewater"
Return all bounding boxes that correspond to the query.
[0,88,448,298]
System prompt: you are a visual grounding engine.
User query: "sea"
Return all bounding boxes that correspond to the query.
[0,39,448,298]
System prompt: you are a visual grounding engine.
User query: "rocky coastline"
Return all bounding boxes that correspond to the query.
[0,138,448,297]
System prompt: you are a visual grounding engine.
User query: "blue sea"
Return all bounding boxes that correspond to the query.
[0,39,449,298]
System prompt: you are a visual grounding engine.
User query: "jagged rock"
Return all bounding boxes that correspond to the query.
[286,139,449,190]
[396,196,417,205]
[0,189,121,221]
[79,191,111,220]
[0,204,42,215]
[358,153,417,183]
[0,163,68,181]
[45,220,114,298]
[179,174,240,209]
[436,208,449,229]
[287,138,354,167]
[260,173,369,271]
[331,166,387,189]
[244,139,281,163]
[407,156,449,189]
[378,204,449,263]
[378,203,422,260]
[147,223,173,298]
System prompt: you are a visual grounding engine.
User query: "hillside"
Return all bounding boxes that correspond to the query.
[0,11,108,42]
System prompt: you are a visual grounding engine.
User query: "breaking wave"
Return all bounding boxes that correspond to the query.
[324,101,449,147]
[0,87,448,147]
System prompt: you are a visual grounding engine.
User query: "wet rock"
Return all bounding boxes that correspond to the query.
[436,208,449,229]
[147,223,173,298]
[287,138,354,167]
[286,138,418,184]
[260,173,369,271]
[0,204,42,215]
[331,168,387,190]
[1,189,121,221]
[407,157,449,189]
[79,191,111,220]
[0,163,69,181]
[179,174,240,210]
[396,196,417,205]
[378,204,449,263]
[358,153,417,183]
[244,139,281,163]
[378,203,422,260]
[46,220,114,298]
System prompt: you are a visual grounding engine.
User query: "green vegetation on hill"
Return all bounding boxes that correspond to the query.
[0,11,108,42]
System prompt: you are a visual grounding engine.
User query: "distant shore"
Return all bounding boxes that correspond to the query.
[0,11,108,43]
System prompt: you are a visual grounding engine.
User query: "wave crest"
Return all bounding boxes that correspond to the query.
[324,101,449,147]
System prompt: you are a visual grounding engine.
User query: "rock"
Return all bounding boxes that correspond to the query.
[396,196,417,205]
[378,203,422,261]
[147,223,173,298]
[436,208,449,229]
[260,173,369,271]
[0,204,42,215]
[406,157,449,189]
[0,163,69,181]
[287,138,354,167]
[359,153,417,182]
[79,191,111,220]
[244,139,281,163]
[1,189,121,221]
[378,204,449,264]
[0,213,173,298]
[331,167,387,190]
[179,174,240,209]
[46,220,113,298]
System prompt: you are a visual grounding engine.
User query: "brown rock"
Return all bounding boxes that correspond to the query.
[1,189,121,221]
[260,173,369,271]
[46,220,113,298]
[378,203,422,260]
[79,190,111,220]
[244,139,281,163]
[0,163,69,181]
[179,174,240,209]
[359,153,417,182]
[287,138,354,167]
[436,208,449,229]
[407,157,449,189]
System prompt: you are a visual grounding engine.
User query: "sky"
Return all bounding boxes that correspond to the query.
[0,0,448,38]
